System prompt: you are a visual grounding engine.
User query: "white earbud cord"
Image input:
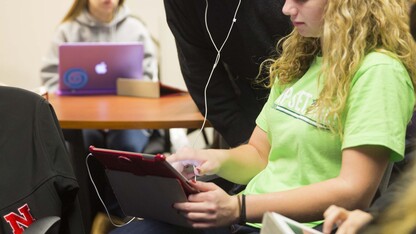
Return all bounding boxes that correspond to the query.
[86,154,138,227]
[191,0,242,148]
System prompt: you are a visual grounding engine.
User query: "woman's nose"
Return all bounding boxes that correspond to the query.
[282,0,297,17]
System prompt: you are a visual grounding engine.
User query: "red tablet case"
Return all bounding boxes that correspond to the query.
[89,146,196,227]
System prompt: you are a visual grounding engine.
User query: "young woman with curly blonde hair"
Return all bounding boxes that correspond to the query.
[269,0,416,134]
[111,0,416,233]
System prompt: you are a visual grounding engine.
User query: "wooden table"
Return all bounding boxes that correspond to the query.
[48,93,208,232]
[49,93,206,129]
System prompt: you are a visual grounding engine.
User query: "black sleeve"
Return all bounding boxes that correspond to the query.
[37,99,76,174]
[37,99,85,233]
[36,98,79,199]
[163,0,255,147]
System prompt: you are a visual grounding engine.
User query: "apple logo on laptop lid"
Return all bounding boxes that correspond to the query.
[95,61,107,75]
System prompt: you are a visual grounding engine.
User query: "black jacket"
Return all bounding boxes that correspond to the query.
[0,86,84,234]
[164,0,292,146]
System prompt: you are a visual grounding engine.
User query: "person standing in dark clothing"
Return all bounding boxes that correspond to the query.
[164,0,292,147]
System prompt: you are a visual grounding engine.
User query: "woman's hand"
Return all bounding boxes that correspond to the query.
[323,205,373,234]
[173,181,240,228]
[168,147,224,177]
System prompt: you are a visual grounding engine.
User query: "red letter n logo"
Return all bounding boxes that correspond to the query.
[3,204,35,234]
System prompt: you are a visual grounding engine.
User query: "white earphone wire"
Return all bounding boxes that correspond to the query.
[191,0,242,148]
[86,154,138,227]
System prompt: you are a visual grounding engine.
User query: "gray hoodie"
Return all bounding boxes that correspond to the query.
[40,6,158,91]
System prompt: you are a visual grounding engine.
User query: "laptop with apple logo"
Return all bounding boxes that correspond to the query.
[58,42,144,95]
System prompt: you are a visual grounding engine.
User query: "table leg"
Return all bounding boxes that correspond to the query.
[164,129,172,153]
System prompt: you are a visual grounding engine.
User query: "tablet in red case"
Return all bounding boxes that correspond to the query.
[89,145,197,195]
[88,146,197,226]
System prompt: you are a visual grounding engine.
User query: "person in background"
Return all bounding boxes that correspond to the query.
[40,0,158,156]
[111,0,416,233]
[322,1,416,233]
[40,0,159,230]
[163,0,292,149]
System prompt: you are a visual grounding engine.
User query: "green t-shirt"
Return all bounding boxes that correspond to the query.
[245,52,415,228]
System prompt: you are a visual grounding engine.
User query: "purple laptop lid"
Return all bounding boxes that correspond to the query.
[58,42,144,95]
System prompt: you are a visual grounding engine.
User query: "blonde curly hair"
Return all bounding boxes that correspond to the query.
[264,0,416,134]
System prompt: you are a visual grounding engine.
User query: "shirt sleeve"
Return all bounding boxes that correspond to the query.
[40,26,67,92]
[256,83,280,133]
[134,19,159,82]
[342,57,415,161]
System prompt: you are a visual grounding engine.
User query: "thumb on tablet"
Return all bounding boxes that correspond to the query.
[195,160,219,176]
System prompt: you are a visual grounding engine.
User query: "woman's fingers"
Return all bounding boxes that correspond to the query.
[173,181,235,228]
[323,205,348,233]
[323,205,373,234]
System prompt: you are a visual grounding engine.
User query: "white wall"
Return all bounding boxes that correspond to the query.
[0,0,184,90]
